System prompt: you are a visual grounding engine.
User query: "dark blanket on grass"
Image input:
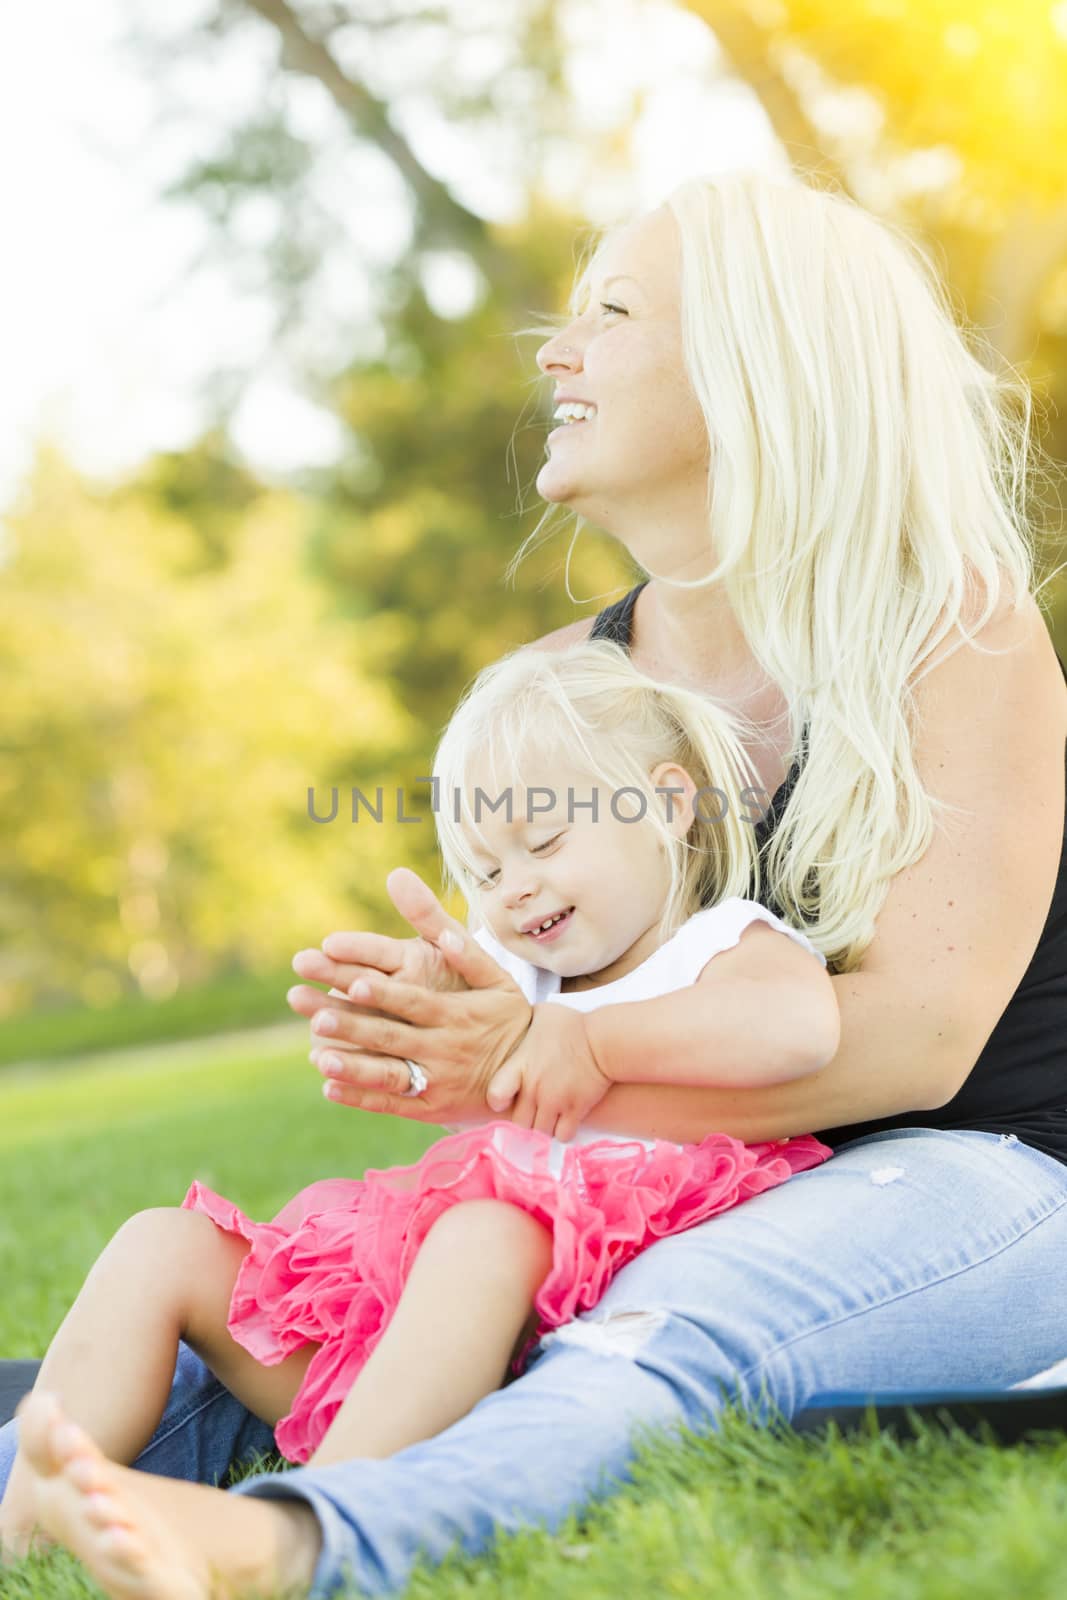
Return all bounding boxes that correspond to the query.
[0,1361,40,1427]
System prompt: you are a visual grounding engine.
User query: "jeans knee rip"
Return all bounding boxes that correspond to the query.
[869,1165,906,1185]
[543,1309,668,1358]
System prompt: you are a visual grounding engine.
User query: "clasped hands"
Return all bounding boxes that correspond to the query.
[286,867,612,1142]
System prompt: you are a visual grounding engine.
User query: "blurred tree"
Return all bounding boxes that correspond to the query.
[0,447,421,1017]
[4,1,639,1014]
[688,0,1067,557]
[125,0,636,749]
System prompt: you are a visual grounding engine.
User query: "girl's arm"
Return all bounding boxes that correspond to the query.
[485,922,837,1138]
[564,968,954,1145]
[585,921,839,1090]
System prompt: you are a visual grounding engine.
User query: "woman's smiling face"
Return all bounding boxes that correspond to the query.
[534,205,710,535]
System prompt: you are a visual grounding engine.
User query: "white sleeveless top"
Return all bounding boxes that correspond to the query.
[470,897,825,1158]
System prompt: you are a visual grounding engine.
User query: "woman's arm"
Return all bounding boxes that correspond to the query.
[581,593,1067,1143]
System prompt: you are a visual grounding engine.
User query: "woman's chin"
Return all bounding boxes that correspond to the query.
[535,461,583,504]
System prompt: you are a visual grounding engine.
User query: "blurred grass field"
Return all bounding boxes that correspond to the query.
[3,1038,1067,1599]
[0,971,298,1072]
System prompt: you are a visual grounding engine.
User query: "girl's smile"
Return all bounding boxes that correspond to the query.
[522,907,576,944]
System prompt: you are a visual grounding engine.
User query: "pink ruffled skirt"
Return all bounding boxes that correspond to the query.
[183,1121,831,1463]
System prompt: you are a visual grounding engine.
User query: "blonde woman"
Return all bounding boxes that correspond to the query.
[3,172,1067,1600]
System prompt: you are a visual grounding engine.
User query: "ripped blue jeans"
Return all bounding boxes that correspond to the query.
[3,1127,1066,1596]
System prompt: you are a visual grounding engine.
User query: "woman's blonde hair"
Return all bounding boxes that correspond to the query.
[433,640,765,941]
[514,172,1054,972]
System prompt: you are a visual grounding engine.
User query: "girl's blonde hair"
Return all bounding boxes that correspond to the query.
[433,640,765,941]
[513,172,1054,972]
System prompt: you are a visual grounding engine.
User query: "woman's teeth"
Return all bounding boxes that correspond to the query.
[552,402,597,424]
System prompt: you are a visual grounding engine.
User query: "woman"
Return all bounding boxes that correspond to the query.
[3,172,1067,1600]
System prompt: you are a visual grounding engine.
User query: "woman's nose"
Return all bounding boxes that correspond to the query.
[536,326,583,375]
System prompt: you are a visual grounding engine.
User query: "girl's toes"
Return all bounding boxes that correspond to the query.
[66,1451,111,1496]
[14,1394,67,1477]
[52,1421,91,1463]
[83,1490,131,1533]
[100,1525,143,1561]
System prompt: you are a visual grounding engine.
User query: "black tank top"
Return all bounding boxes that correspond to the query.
[590,580,1067,1168]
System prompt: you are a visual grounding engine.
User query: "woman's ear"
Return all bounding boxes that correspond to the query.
[650,762,699,838]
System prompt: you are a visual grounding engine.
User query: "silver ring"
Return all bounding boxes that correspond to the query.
[401,1058,428,1097]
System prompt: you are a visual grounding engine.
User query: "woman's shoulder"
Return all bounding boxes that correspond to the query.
[524,616,597,654]
[904,590,1066,794]
[911,585,1061,695]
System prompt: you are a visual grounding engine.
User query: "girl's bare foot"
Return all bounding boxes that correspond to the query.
[17,1392,221,1598]
[0,1429,59,1562]
[0,1505,56,1564]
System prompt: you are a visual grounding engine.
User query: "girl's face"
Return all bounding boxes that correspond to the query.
[465,758,694,989]
[534,205,710,546]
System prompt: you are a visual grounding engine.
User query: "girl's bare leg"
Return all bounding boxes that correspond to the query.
[0,1208,317,1557]
[9,1200,549,1599]
[310,1198,553,1465]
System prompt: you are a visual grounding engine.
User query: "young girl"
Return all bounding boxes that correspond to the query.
[1,641,838,1558]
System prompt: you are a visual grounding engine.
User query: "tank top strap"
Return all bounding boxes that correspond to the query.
[588,581,649,649]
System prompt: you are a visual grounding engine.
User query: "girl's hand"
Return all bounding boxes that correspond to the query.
[486,1003,613,1143]
[291,868,534,1121]
[290,922,468,1002]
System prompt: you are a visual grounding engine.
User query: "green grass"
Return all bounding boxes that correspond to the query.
[3,1040,1067,1597]
[0,968,298,1072]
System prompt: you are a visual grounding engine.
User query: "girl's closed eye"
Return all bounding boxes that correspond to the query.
[599,302,627,317]
[476,832,564,888]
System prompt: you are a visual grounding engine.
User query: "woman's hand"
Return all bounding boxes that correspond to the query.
[288,868,533,1122]
[486,1003,612,1142]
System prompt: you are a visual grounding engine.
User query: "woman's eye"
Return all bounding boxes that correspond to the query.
[479,868,500,888]
[532,833,564,854]
[600,302,626,317]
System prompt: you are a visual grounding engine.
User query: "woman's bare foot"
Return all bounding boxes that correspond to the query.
[15,1392,320,1599]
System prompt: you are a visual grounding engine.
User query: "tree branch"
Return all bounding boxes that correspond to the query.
[237,0,527,290]
[685,0,850,193]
